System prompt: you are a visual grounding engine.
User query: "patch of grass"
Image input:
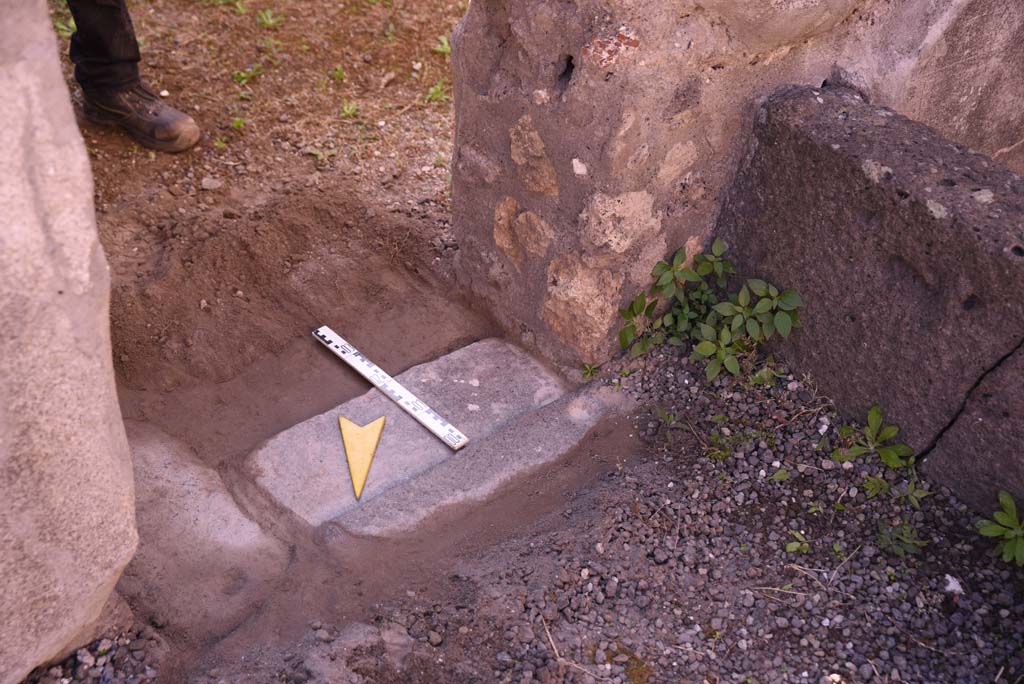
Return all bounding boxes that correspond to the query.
[232,63,264,85]
[877,520,927,557]
[424,78,450,103]
[330,65,347,82]
[231,117,246,131]
[213,137,229,150]
[339,101,360,119]
[432,35,451,55]
[256,8,284,28]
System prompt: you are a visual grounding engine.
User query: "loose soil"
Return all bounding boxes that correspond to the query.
[31,2,1024,684]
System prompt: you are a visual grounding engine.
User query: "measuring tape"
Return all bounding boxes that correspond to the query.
[313,326,470,451]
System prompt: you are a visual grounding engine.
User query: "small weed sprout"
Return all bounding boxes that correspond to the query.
[864,475,890,500]
[256,8,283,28]
[977,490,1024,566]
[832,405,914,468]
[213,137,228,150]
[339,101,360,119]
[330,65,347,82]
[769,468,790,482]
[432,35,451,55]
[232,63,263,85]
[425,79,450,103]
[785,531,810,554]
[231,117,246,131]
[581,363,601,380]
[877,521,927,557]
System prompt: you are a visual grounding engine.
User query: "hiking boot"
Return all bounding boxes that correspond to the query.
[82,83,201,153]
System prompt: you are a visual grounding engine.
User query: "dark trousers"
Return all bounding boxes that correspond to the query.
[66,0,140,92]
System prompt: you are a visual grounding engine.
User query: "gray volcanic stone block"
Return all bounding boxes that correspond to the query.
[336,384,632,537]
[716,85,1024,510]
[927,347,1024,512]
[118,422,290,640]
[0,2,137,682]
[247,339,567,527]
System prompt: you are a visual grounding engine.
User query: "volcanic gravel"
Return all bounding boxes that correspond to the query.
[23,623,166,684]
[294,347,1024,684]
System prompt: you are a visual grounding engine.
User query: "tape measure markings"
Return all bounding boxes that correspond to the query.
[313,326,469,451]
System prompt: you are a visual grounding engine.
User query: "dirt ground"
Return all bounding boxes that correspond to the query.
[50,0,490,465]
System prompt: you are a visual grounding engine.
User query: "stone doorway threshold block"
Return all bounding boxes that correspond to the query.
[247,339,568,527]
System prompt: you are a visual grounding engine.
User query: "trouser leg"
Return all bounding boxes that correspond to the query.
[66,0,140,92]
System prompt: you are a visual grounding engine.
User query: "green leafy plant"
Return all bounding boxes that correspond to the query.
[53,16,76,39]
[877,521,927,557]
[785,530,810,554]
[432,35,451,55]
[339,101,360,119]
[832,405,914,469]
[213,137,229,150]
[808,502,824,515]
[231,117,246,131]
[330,65,347,82]
[864,474,890,499]
[619,239,802,381]
[425,78,450,103]
[769,468,790,482]
[256,8,283,28]
[977,490,1024,566]
[232,63,264,85]
[901,479,932,510]
[655,407,679,428]
[581,363,601,380]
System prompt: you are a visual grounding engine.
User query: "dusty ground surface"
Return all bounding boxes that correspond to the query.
[26,1,1024,683]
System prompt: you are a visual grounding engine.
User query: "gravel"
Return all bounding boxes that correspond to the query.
[341,346,1024,683]
[23,623,166,684]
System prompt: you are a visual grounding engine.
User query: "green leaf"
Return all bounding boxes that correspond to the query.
[731,315,744,333]
[778,289,803,310]
[706,359,722,381]
[712,237,726,257]
[999,490,1018,526]
[673,248,687,267]
[786,541,801,553]
[719,327,731,345]
[619,308,632,321]
[769,468,789,481]
[768,284,779,298]
[878,446,907,469]
[697,261,713,277]
[662,282,676,299]
[978,521,1009,537]
[645,301,658,318]
[1002,540,1015,564]
[753,298,773,315]
[619,324,636,349]
[847,445,870,457]
[657,270,674,287]
[667,336,684,346]
[1016,538,1024,566]
[681,268,702,283]
[652,262,669,277]
[994,511,1016,528]
[877,425,900,443]
[630,339,649,358]
[714,302,736,316]
[867,405,883,438]
[746,318,761,340]
[748,279,768,297]
[738,286,750,308]
[695,340,717,357]
[630,293,646,316]
[724,355,740,375]
[774,310,793,338]
[763,319,776,338]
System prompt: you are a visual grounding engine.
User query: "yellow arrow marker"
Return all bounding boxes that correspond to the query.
[338,416,386,500]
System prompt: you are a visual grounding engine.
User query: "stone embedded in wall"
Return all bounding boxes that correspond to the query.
[509,114,559,196]
[716,85,1024,510]
[579,191,661,255]
[0,2,138,682]
[451,0,1024,366]
[493,197,556,273]
[542,256,625,363]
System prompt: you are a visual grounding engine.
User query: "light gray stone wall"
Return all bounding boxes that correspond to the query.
[0,2,138,682]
